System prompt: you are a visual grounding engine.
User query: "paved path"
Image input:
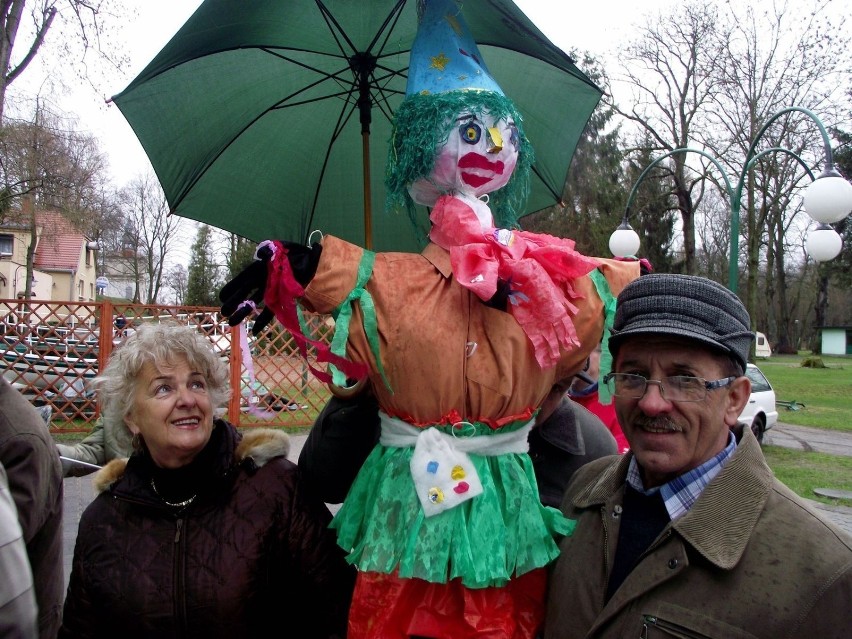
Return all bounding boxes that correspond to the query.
[765,422,852,457]
[62,429,852,591]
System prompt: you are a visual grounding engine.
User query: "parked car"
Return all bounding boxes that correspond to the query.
[738,363,778,444]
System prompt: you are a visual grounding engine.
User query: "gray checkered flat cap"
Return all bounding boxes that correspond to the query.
[608,274,754,370]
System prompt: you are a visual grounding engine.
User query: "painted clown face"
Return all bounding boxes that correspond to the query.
[408,111,520,208]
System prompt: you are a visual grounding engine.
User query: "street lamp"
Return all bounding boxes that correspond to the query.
[609,106,852,292]
[13,264,36,297]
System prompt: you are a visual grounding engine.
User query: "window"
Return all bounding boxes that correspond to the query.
[745,365,772,393]
[0,235,13,256]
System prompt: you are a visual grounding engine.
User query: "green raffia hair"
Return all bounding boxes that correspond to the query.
[385,90,534,229]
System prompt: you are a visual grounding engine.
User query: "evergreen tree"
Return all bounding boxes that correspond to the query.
[622,142,679,274]
[185,225,221,306]
[521,52,626,257]
[226,234,257,280]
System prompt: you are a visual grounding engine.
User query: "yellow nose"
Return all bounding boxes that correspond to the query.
[487,126,503,153]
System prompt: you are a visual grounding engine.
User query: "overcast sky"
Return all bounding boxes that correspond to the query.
[6,0,848,190]
[6,0,683,189]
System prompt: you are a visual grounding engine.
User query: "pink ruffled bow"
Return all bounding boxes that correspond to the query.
[429,195,599,368]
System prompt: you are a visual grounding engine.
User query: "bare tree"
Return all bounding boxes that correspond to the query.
[164,263,188,305]
[610,1,729,275]
[611,0,850,352]
[702,0,850,345]
[115,172,184,304]
[0,0,132,122]
[0,101,107,297]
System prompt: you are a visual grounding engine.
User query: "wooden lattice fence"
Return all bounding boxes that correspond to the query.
[0,298,332,433]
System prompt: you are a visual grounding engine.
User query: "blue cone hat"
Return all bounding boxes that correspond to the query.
[406,0,504,96]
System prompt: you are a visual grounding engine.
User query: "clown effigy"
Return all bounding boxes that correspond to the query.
[221,1,639,636]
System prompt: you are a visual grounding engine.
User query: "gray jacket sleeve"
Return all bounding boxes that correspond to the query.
[57,419,106,476]
[0,462,38,639]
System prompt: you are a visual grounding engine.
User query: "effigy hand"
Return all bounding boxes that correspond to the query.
[219,243,275,334]
[220,241,323,335]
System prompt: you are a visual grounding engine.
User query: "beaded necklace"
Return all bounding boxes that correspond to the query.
[150,477,196,508]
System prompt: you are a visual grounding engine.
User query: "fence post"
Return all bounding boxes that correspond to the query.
[98,300,114,367]
[228,324,242,426]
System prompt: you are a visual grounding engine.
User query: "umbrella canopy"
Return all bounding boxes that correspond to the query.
[112,0,602,252]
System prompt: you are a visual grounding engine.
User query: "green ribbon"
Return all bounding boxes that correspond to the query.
[589,269,617,404]
[329,250,392,392]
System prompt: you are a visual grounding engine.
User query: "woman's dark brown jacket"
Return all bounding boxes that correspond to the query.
[60,421,354,638]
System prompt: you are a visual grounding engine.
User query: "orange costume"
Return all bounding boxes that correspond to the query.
[289,225,637,637]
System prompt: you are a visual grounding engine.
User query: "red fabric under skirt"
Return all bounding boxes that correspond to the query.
[347,568,548,639]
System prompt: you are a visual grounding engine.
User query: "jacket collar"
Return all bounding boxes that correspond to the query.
[93,422,290,494]
[572,428,773,569]
[422,242,453,278]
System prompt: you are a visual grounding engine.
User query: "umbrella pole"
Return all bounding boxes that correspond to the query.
[352,51,376,251]
[361,130,373,250]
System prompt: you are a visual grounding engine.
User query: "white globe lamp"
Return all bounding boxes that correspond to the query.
[609,222,641,258]
[803,170,852,224]
[806,224,843,262]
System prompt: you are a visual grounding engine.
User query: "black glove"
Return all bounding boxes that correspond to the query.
[220,243,274,332]
[219,241,323,335]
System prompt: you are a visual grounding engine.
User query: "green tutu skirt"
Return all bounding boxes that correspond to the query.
[331,436,576,589]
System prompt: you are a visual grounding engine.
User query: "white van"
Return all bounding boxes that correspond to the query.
[754,332,772,358]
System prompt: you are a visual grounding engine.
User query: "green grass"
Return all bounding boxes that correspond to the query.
[754,354,852,433]
[762,446,852,508]
[749,354,852,507]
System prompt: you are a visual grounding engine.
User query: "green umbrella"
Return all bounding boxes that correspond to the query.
[112,0,602,252]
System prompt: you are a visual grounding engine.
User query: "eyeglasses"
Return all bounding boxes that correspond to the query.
[603,373,736,403]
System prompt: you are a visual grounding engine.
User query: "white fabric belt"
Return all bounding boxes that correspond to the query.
[378,412,533,456]
[379,412,534,516]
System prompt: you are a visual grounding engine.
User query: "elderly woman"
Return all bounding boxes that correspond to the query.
[59,322,354,639]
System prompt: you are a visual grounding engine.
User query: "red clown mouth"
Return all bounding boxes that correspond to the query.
[458,152,505,188]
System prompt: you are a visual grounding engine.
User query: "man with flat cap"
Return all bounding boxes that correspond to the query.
[544,274,851,639]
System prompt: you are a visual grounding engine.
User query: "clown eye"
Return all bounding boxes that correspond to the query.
[509,124,519,150]
[459,122,482,145]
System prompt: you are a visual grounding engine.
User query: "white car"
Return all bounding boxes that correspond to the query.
[738,363,778,444]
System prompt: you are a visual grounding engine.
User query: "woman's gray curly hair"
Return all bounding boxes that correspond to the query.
[92,321,231,430]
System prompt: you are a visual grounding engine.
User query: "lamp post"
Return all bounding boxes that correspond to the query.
[13,264,35,297]
[609,106,852,293]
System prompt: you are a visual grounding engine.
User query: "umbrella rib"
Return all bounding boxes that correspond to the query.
[256,48,404,117]
[369,63,406,124]
[365,0,409,59]
[531,164,561,206]
[260,47,358,96]
[367,0,408,53]
[304,99,359,238]
[314,0,360,57]
[314,0,409,69]
[169,81,360,220]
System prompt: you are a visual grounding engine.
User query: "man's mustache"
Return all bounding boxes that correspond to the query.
[633,416,683,432]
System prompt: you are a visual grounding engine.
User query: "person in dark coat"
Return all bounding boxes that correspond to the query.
[527,378,619,509]
[60,322,355,639]
[0,377,63,638]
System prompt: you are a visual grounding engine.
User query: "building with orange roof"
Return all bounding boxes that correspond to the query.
[0,207,99,303]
